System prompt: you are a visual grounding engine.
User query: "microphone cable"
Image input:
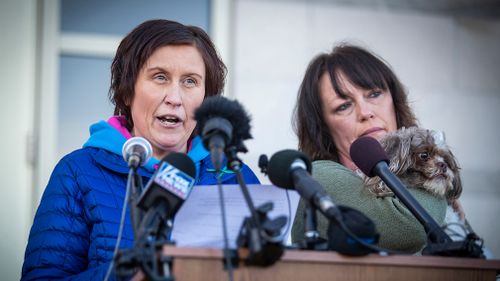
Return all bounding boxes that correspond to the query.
[282,189,293,243]
[215,172,235,281]
[104,168,134,281]
[269,188,293,245]
[423,222,485,257]
[259,153,293,243]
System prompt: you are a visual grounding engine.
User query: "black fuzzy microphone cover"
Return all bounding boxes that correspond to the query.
[194,96,252,149]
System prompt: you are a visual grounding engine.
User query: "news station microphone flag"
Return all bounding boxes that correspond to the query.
[113,152,197,280]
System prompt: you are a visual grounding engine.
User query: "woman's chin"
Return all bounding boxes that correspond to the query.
[151,137,188,156]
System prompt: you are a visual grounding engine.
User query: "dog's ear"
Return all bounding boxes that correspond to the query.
[381,130,414,176]
[434,130,463,200]
[447,172,463,200]
[445,150,463,200]
[431,130,447,149]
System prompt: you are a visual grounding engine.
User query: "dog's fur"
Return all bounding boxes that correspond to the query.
[364,127,462,201]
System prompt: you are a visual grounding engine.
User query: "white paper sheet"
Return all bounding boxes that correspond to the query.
[170,184,300,249]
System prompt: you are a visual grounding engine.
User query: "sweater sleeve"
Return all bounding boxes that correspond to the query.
[291,160,447,253]
[21,158,119,281]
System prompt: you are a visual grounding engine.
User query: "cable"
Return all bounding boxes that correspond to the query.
[270,188,292,243]
[216,172,234,281]
[428,222,484,247]
[104,168,134,281]
[283,189,292,241]
[442,222,469,240]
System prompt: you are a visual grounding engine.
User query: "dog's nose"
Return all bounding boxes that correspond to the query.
[438,162,448,173]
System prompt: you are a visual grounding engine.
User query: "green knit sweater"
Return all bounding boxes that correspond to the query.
[291,160,447,253]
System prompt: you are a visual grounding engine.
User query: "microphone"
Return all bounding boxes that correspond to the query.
[267,150,342,221]
[115,153,196,280]
[350,136,452,244]
[267,149,378,255]
[122,137,152,240]
[258,154,269,175]
[137,152,196,218]
[122,137,153,169]
[194,96,252,171]
[351,136,486,258]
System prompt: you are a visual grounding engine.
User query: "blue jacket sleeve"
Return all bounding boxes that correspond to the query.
[21,158,117,281]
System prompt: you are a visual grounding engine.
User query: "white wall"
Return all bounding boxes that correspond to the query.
[0,0,37,279]
[233,0,500,257]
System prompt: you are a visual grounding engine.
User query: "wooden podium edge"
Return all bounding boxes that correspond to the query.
[162,245,500,271]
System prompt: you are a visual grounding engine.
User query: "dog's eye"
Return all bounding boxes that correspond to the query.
[418,152,429,161]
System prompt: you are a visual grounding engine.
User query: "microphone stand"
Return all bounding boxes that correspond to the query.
[227,145,286,267]
[114,166,175,281]
[114,199,176,281]
[300,203,328,250]
[128,169,144,241]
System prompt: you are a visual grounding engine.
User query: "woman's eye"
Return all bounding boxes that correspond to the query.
[418,152,429,161]
[154,74,167,81]
[183,77,198,87]
[369,90,382,98]
[335,102,351,112]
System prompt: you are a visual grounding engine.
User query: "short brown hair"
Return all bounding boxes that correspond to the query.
[109,19,227,131]
[293,44,417,161]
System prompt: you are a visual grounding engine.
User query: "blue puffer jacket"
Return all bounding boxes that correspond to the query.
[21,120,260,280]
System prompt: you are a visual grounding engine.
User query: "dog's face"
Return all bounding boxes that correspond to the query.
[381,127,462,200]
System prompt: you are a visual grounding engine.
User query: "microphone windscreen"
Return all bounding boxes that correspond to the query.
[194,96,252,146]
[327,205,379,256]
[267,149,311,189]
[162,152,196,179]
[122,137,153,166]
[349,136,389,177]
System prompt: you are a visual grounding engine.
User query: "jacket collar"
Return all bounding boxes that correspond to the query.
[83,118,210,177]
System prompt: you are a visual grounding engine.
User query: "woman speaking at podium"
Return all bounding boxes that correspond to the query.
[21,19,259,280]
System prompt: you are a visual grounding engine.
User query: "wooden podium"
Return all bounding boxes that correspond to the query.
[161,246,500,281]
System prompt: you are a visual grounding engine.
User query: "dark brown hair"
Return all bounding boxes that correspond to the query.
[293,44,417,161]
[109,19,227,131]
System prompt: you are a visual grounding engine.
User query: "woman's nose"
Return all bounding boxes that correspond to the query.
[357,101,374,121]
[163,84,182,106]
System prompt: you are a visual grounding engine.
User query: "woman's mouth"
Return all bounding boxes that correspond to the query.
[361,127,385,137]
[157,115,181,126]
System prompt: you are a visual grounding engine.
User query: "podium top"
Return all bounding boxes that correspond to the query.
[164,245,500,270]
[160,246,500,281]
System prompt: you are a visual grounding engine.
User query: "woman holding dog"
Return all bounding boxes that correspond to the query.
[291,44,448,253]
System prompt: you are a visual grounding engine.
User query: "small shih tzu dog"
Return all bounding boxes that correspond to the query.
[364,126,462,203]
[363,127,490,256]
[363,127,467,240]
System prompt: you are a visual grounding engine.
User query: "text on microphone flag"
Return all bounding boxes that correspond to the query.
[154,161,195,200]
